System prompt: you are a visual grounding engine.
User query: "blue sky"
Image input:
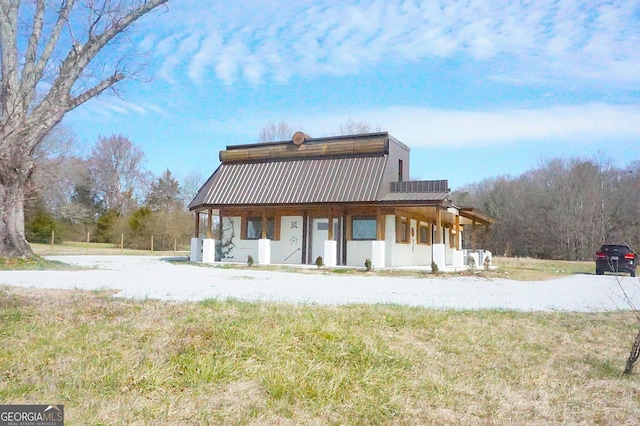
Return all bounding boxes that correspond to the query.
[63,0,640,190]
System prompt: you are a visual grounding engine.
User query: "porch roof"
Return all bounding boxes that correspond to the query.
[189,155,387,208]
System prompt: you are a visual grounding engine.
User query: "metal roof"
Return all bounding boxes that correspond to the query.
[379,192,450,202]
[189,156,387,208]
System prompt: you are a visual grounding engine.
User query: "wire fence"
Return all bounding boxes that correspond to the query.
[37,231,190,255]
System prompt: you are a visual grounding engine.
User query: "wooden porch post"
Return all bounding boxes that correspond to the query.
[194,212,200,238]
[261,211,267,239]
[472,218,477,250]
[455,215,460,250]
[219,212,223,240]
[435,208,442,244]
[206,209,213,238]
[376,211,384,240]
[328,209,333,240]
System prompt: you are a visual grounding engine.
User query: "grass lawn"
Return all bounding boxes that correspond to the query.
[0,256,76,271]
[187,256,595,282]
[28,241,595,281]
[30,241,189,256]
[1,287,639,425]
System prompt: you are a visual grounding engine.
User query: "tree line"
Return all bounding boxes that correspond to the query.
[24,119,378,252]
[26,131,202,251]
[454,156,640,261]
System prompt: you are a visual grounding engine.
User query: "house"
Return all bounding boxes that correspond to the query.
[188,131,494,269]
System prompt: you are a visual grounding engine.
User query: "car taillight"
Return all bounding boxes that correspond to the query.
[624,253,636,260]
[596,252,606,259]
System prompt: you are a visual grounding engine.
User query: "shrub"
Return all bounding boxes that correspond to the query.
[96,209,119,243]
[430,261,439,274]
[467,255,476,272]
[247,255,254,267]
[364,258,372,271]
[315,256,324,269]
[25,209,58,244]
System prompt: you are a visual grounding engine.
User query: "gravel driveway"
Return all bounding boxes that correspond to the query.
[2,255,639,312]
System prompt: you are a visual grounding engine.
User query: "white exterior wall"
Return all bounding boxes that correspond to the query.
[444,227,453,265]
[385,216,433,267]
[270,216,303,264]
[220,217,258,262]
[346,240,373,267]
[220,216,303,264]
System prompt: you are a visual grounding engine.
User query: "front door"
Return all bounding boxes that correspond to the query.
[310,218,341,265]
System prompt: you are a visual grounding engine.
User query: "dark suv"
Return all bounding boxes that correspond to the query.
[596,244,637,277]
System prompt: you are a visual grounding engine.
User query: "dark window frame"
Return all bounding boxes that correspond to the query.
[418,222,431,245]
[351,216,378,241]
[242,216,280,240]
[396,216,410,244]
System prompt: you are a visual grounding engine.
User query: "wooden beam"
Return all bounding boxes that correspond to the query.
[435,208,442,244]
[261,211,267,239]
[206,209,213,238]
[328,210,333,240]
[302,212,308,264]
[472,218,477,250]
[455,214,460,250]
[194,212,200,238]
[219,213,223,240]
[376,211,383,240]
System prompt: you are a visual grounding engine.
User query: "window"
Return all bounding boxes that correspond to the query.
[418,223,431,245]
[396,216,409,243]
[352,216,377,240]
[398,159,404,182]
[244,216,276,240]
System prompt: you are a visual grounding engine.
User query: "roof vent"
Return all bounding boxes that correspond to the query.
[292,131,311,146]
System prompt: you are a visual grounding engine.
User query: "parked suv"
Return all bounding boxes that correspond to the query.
[595,244,637,277]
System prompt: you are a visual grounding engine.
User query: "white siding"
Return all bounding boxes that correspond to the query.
[271,216,303,264]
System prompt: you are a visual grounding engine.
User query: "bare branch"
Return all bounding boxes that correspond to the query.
[69,72,124,109]
[31,0,75,94]
[0,0,19,116]
[19,0,45,112]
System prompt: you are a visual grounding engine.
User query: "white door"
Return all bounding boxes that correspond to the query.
[310,218,340,265]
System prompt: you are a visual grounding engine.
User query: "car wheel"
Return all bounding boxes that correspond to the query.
[632,270,636,278]
[596,268,604,275]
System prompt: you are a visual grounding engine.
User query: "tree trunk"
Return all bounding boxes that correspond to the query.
[0,168,34,258]
[624,328,640,376]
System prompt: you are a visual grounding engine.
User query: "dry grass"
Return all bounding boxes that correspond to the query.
[31,242,592,281]
[1,286,639,425]
[0,256,77,271]
[189,256,594,282]
[30,242,189,256]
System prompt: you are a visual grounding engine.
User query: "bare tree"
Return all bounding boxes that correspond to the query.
[258,120,296,142]
[0,0,168,257]
[332,119,381,136]
[180,172,204,208]
[89,134,148,215]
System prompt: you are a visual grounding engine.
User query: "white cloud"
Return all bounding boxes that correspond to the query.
[187,102,640,151]
[238,103,640,148]
[149,0,639,86]
[71,96,166,119]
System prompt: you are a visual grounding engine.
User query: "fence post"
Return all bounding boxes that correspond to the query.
[50,230,54,250]
[86,232,90,253]
[151,235,154,253]
[174,238,177,252]
[120,233,124,253]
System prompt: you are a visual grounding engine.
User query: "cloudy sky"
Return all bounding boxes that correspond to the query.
[64,0,640,189]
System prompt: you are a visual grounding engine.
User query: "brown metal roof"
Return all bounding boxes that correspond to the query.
[379,192,450,202]
[189,156,387,209]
